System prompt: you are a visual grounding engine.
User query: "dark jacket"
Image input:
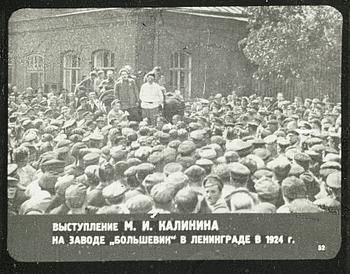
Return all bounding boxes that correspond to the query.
[114,78,139,110]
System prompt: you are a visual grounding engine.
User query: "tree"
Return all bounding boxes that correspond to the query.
[239,6,342,88]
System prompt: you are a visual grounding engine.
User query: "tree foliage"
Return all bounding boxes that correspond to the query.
[240,6,342,83]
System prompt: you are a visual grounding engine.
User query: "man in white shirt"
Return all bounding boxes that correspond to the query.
[139,72,164,125]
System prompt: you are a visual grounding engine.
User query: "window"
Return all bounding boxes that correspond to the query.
[26,54,44,89]
[63,51,81,93]
[92,50,115,74]
[169,52,192,98]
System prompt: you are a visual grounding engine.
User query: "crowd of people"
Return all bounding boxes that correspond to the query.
[7,65,342,215]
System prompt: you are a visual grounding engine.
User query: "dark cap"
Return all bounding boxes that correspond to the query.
[126,194,154,213]
[254,177,280,201]
[281,176,306,200]
[228,162,251,180]
[184,165,206,179]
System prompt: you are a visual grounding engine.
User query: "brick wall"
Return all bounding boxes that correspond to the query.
[153,11,253,99]
[9,9,139,91]
[9,9,253,97]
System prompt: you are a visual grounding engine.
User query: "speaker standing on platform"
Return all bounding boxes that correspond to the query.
[139,72,164,125]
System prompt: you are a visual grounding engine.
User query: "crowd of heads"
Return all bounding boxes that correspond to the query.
[8,69,342,215]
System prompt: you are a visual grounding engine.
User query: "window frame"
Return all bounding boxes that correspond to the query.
[169,51,192,98]
[91,49,115,74]
[26,54,45,89]
[62,51,81,93]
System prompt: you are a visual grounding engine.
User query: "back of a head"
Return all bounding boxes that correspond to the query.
[173,187,198,214]
[230,192,255,212]
[253,202,276,213]
[165,171,189,192]
[281,176,307,202]
[126,194,154,214]
[288,198,323,213]
[254,177,280,205]
[150,182,177,206]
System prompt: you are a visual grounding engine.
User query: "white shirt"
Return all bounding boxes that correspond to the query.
[139,82,164,109]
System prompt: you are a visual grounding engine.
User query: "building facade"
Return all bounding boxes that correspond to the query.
[8,8,253,99]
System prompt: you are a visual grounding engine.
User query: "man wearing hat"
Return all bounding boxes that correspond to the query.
[99,70,116,92]
[95,70,105,94]
[114,68,140,122]
[75,71,97,98]
[65,183,88,214]
[224,162,258,210]
[96,181,129,214]
[148,182,176,214]
[314,171,341,214]
[202,175,230,213]
[254,177,281,207]
[139,72,164,125]
[173,187,200,214]
[107,99,129,125]
[277,176,322,213]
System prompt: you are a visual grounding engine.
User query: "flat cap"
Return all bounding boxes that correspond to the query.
[142,172,165,189]
[114,161,129,176]
[281,176,306,200]
[126,194,154,213]
[152,144,166,153]
[253,148,271,161]
[165,172,189,191]
[227,162,250,179]
[65,183,87,208]
[136,163,155,174]
[196,158,214,167]
[323,153,341,163]
[263,134,277,144]
[184,165,206,178]
[267,155,291,174]
[198,147,217,160]
[285,148,301,161]
[320,161,341,177]
[189,130,205,141]
[134,146,152,160]
[245,154,265,170]
[224,150,240,162]
[110,146,127,161]
[202,175,224,190]
[168,140,181,149]
[150,182,176,204]
[254,177,280,201]
[102,181,127,200]
[83,152,100,166]
[176,155,196,169]
[38,173,58,191]
[253,168,274,180]
[41,159,65,170]
[124,166,137,177]
[289,164,305,177]
[56,139,72,149]
[55,175,75,196]
[178,140,196,155]
[63,119,76,129]
[89,133,104,142]
[163,162,183,176]
[294,152,311,164]
[326,171,341,189]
